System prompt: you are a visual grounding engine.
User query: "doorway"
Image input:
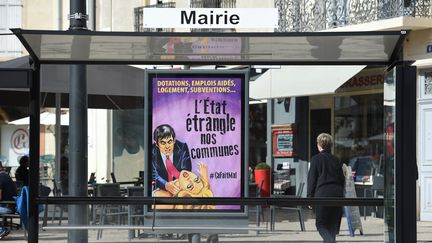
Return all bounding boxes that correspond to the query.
[310,109,332,159]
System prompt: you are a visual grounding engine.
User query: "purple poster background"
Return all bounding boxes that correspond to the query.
[152,75,242,210]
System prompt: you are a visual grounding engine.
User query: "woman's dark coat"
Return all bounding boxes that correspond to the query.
[307,150,345,227]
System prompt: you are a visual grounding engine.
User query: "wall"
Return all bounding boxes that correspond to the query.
[0,0,22,60]
[88,109,110,183]
[1,124,28,167]
[403,28,432,221]
[268,97,309,197]
[236,0,274,32]
[97,0,145,31]
[0,124,54,165]
[404,28,432,63]
[22,0,56,30]
[418,68,432,221]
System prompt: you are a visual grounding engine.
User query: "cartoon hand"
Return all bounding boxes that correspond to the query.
[198,162,208,178]
[165,181,180,195]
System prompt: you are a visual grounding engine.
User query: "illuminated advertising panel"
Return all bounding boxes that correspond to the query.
[147,71,246,212]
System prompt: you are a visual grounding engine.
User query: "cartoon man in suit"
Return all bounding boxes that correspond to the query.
[152,124,192,195]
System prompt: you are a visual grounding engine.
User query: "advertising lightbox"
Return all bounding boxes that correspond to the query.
[145,70,247,215]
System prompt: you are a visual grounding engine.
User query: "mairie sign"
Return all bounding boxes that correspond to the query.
[143,8,278,29]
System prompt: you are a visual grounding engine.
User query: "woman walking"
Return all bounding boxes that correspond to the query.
[307,133,345,243]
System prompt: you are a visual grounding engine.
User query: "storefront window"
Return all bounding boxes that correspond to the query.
[334,93,384,182]
[249,103,267,169]
[112,108,145,183]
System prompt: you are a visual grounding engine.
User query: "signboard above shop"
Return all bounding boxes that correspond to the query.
[143,8,278,29]
[336,68,386,93]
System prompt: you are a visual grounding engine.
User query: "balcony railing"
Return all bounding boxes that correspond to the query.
[190,0,236,8]
[190,0,236,32]
[275,0,432,32]
[134,2,176,32]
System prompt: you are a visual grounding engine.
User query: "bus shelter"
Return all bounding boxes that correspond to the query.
[5,29,416,243]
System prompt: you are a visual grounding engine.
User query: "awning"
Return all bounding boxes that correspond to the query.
[0,56,144,96]
[8,111,69,125]
[250,65,366,99]
[11,29,407,65]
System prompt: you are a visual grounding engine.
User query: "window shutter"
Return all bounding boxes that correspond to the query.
[0,0,22,57]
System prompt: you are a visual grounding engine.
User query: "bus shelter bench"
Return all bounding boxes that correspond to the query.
[1,213,21,230]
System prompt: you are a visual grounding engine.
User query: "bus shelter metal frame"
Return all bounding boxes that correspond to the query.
[8,29,416,243]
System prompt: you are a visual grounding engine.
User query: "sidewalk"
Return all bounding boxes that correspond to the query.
[4,210,432,242]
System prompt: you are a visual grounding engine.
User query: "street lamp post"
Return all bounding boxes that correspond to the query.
[68,0,89,242]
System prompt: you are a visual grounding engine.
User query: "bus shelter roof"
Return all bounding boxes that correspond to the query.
[11,29,408,66]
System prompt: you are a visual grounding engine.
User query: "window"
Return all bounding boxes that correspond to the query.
[334,94,384,171]
[0,0,22,58]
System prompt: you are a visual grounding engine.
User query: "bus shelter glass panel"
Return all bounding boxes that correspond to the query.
[383,69,396,242]
[0,104,30,189]
[334,93,384,181]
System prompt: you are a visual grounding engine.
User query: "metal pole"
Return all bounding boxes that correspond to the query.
[55,0,63,197]
[70,0,88,30]
[69,0,88,242]
[55,94,61,189]
[267,99,274,171]
[395,64,417,243]
[68,65,88,243]
[28,63,40,243]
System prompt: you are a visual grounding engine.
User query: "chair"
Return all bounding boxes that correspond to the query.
[364,175,384,219]
[1,202,21,230]
[350,156,373,182]
[372,175,384,197]
[4,166,11,175]
[136,171,144,186]
[270,182,306,231]
[15,184,50,237]
[15,185,50,238]
[14,180,24,196]
[95,183,127,240]
[127,186,145,241]
[110,172,117,183]
[88,172,96,185]
[42,180,64,227]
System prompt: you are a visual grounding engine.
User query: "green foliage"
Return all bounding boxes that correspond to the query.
[254,162,270,170]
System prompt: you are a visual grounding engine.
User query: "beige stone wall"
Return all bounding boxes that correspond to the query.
[20,0,72,30]
[175,0,189,8]
[236,0,273,8]
[237,0,275,32]
[21,0,148,31]
[404,28,432,62]
[96,0,112,31]
[97,0,146,31]
[22,0,56,29]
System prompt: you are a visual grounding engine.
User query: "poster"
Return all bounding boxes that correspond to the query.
[272,124,296,157]
[150,37,242,61]
[148,71,245,211]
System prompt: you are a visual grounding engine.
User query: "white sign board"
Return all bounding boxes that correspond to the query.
[143,8,278,29]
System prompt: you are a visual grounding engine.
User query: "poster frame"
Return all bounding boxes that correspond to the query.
[143,69,249,218]
[271,123,296,158]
